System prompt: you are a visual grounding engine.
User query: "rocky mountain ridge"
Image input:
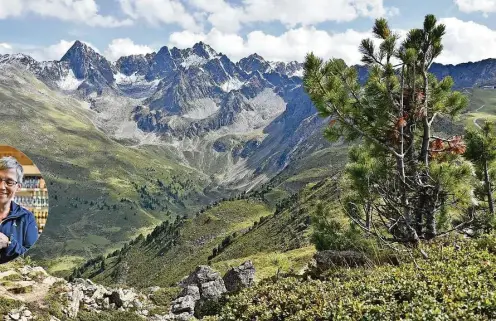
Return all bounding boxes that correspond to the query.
[2,41,496,191]
[0,41,315,190]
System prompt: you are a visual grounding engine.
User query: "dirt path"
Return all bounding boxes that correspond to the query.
[0,269,62,304]
[473,104,485,129]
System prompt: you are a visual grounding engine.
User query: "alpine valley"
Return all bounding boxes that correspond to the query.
[1,39,496,289]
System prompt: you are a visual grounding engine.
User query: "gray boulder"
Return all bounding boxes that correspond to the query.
[169,265,227,318]
[180,266,224,289]
[67,287,84,318]
[222,261,255,292]
[179,265,227,301]
[171,295,197,314]
[180,285,200,301]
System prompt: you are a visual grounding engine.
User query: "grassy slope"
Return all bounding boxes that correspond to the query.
[79,170,343,288]
[0,65,211,275]
[210,178,342,280]
[83,199,272,287]
[461,88,496,129]
[73,101,350,287]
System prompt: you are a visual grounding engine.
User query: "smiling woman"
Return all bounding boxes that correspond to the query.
[0,145,49,264]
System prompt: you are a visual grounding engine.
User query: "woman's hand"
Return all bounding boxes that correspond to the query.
[0,232,10,248]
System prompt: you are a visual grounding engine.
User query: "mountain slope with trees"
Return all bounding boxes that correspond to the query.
[198,14,496,320]
[0,64,213,275]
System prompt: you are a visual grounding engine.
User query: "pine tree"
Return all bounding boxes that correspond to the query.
[465,121,496,216]
[304,14,473,244]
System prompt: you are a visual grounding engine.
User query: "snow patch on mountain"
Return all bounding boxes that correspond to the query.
[288,68,304,78]
[114,71,140,85]
[180,54,208,69]
[220,78,245,92]
[219,89,286,134]
[114,71,159,86]
[114,71,161,98]
[268,61,279,72]
[57,69,83,91]
[39,61,58,69]
[204,45,217,59]
[248,88,286,116]
[183,98,220,119]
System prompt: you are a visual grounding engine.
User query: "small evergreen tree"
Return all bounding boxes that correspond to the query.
[465,121,496,216]
[304,14,473,244]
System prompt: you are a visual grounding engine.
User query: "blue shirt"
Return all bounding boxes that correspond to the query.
[0,201,38,264]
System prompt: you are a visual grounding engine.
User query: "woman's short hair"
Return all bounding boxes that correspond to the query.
[0,156,24,184]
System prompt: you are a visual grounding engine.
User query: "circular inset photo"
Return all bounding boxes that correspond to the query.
[0,145,48,264]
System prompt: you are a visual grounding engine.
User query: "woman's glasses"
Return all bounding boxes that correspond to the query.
[0,178,18,187]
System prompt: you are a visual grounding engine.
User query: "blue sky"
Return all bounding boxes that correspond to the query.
[1,0,496,65]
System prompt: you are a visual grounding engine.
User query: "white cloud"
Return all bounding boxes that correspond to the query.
[2,17,495,67]
[168,17,496,66]
[0,40,100,61]
[454,0,496,14]
[104,38,155,61]
[0,0,132,27]
[0,42,13,54]
[118,0,201,31]
[168,27,372,64]
[1,0,399,33]
[188,0,399,33]
[0,1,24,19]
[437,17,496,64]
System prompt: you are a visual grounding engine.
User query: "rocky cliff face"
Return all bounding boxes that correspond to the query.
[60,41,116,95]
[429,58,496,88]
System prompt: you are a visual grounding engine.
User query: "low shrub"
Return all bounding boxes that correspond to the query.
[209,240,496,320]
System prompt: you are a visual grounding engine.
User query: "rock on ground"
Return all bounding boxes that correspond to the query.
[222,260,255,292]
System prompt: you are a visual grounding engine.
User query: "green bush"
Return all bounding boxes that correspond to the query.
[0,297,22,317]
[476,233,496,253]
[195,298,227,318]
[76,311,142,321]
[210,240,496,320]
[311,203,395,265]
[149,287,181,306]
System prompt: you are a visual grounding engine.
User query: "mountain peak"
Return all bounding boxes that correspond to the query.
[60,40,99,62]
[248,53,265,61]
[58,40,115,90]
[237,53,271,74]
[0,53,39,68]
[156,46,170,55]
[73,40,85,48]
[192,42,217,59]
[70,40,92,52]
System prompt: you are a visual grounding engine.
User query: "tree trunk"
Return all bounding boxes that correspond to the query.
[365,201,371,230]
[419,70,430,167]
[416,66,438,239]
[424,186,438,240]
[416,193,424,236]
[404,64,421,236]
[398,65,414,237]
[484,158,495,215]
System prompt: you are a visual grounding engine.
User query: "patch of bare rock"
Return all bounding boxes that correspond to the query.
[2,261,255,320]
